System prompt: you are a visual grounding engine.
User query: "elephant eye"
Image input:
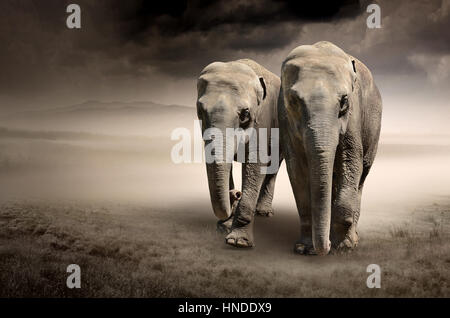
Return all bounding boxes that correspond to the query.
[196,101,204,119]
[239,108,251,126]
[339,95,349,117]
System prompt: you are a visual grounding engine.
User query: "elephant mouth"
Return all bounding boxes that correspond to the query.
[229,189,242,215]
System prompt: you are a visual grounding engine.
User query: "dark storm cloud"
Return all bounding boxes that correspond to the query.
[117,0,360,37]
[0,0,361,83]
[358,1,450,68]
[0,0,448,110]
[101,0,362,75]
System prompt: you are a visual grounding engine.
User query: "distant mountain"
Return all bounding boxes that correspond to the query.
[36,100,191,114]
[0,101,196,136]
[3,100,193,119]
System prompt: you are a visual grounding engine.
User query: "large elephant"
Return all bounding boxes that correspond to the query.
[197,59,281,247]
[279,41,382,255]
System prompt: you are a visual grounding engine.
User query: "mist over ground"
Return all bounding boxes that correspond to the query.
[1,100,449,209]
[0,101,449,297]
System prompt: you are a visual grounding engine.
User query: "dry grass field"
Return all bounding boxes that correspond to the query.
[0,199,449,297]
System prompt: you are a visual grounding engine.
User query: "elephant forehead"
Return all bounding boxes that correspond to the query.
[287,56,345,74]
[286,42,349,63]
[202,60,256,77]
[284,58,352,88]
[200,73,257,95]
[291,80,332,99]
[197,87,251,114]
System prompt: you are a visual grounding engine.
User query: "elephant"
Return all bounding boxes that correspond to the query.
[196,59,281,247]
[278,41,382,255]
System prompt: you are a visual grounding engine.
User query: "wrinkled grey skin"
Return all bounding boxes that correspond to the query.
[279,42,382,255]
[197,59,281,247]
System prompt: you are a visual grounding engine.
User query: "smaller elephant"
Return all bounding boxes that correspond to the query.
[197,59,281,247]
[279,41,382,255]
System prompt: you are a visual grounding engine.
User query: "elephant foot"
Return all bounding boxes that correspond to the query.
[331,224,359,253]
[225,224,254,248]
[217,217,233,234]
[255,207,273,217]
[293,238,316,255]
[332,238,357,254]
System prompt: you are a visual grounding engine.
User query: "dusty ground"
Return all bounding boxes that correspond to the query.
[0,116,449,297]
[0,199,449,297]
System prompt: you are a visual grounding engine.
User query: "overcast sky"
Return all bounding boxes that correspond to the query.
[0,0,449,133]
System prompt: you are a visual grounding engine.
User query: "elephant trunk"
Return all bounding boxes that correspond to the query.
[304,125,338,255]
[206,161,232,220]
[205,132,233,220]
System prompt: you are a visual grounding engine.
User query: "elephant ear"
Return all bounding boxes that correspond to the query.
[352,60,356,73]
[257,77,267,105]
[348,56,357,91]
[197,77,208,97]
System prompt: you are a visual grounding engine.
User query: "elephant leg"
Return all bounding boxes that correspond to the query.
[255,171,278,217]
[225,162,265,248]
[330,146,364,251]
